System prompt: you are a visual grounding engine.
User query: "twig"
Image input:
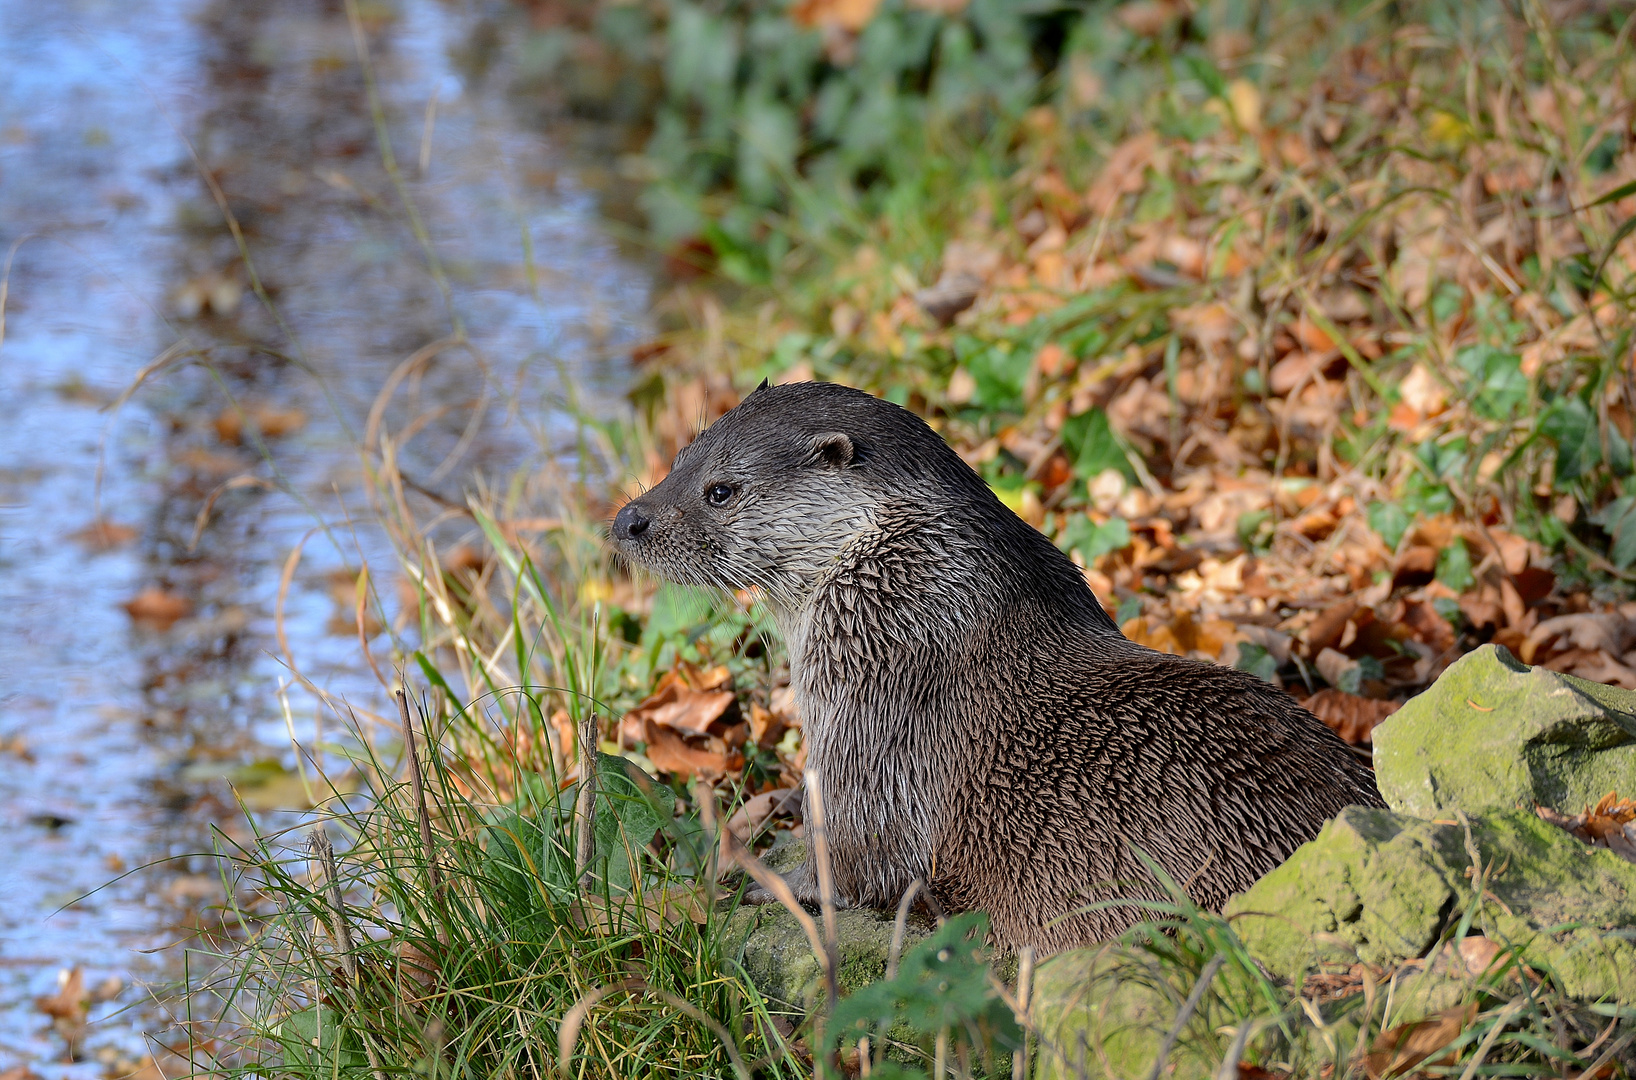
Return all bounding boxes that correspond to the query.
[1012,946,1036,1080]
[308,829,389,1080]
[398,688,441,899]
[806,767,841,1014]
[1144,953,1226,1080]
[576,712,599,889]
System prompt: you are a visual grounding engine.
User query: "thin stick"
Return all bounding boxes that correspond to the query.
[309,829,388,1080]
[1012,946,1036,1080]
[805,768,841,1014]
[576,711,599,889]
[398,688,441,898]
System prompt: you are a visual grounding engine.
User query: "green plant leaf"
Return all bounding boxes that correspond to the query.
[1060,407,1134,480]
[1367,501,1410,550]
[1542,396,1601,482]
[1436,539,1475,593]
[826,912,1019,1059]
[1061,515,1131,562]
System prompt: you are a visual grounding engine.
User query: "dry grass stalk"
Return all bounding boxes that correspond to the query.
[805,767,842,1015]
[576,711,599,888]
[397,687,441,899]
[307,829,388,1080]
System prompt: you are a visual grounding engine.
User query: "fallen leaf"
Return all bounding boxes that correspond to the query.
[1399,364,1446,416]
[34,967,85,1023]
[122,587,191,630]
[68,520,138,551]
[1226,79,1262,133]
[1302,688,1399,745]
[749,703,788,749]
[1456,934,1504,976]
[1269,350,1342,395]
[622,664,740,740]
[641,722,739,779]
[1526,611,1636,659]
[727,786,804,843]
[1086,133,1157,215]
[1364,1002,1477,1080]
[1541,792,1636,864]
[214,403,307,445]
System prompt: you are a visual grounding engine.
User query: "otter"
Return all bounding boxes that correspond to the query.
[611,381,1383,950]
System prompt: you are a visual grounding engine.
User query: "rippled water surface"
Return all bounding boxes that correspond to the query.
[0,0,645,1071]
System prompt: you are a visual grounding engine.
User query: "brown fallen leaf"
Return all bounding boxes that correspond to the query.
[1086,133,1157,215]
[122,586,191,630]
[748,703,788,749]
[1364,1002,1477,1080]
[1541,647,1636,689]
[727,786,804,844]
[171,447,245,479]
[643,722,741,779]
[34,967,85,1022]
[1539,792,1636,864]
[1527,611,1636,661]
[213,403,307,445]
[1302,689,1399,746]
[1115,0,1182,36]
[1268,349,1342,395]
[68,520,138,551]
[1303,599,1360,655]
[622,663,740,741]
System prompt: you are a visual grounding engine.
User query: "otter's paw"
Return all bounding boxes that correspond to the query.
[741,883,781,906]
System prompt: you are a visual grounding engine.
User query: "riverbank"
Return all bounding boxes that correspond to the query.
[132,0,1636,1077]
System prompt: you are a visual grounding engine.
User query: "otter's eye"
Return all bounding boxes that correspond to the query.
[706,483,736,506]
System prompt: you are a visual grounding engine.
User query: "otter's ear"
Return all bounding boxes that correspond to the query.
[806,431,855,470]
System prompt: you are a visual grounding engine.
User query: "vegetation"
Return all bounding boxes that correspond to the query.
[191,0,1636,1077]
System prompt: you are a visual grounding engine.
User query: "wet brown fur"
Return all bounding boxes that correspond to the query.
[610,381,1384,950]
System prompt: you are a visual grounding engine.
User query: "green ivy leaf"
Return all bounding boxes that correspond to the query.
[1059,407,1133,480]
[1436,540,1475,593]
[1234,642,1280,684]
[1061,515,1130,562]
[1542,396,1601,483]
[1367,501,1410,550]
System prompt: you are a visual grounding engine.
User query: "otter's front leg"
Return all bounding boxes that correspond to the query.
[741,856,842,909]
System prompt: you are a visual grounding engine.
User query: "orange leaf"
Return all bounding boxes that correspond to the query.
[122,587,191,630]
[1302,689,1399,746]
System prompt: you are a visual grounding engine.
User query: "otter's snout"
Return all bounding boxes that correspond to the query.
[612,501,651,542]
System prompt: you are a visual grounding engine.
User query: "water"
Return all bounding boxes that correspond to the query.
[0,0,646,1072]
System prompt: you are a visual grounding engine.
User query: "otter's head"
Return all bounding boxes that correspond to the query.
[610,381,969,611]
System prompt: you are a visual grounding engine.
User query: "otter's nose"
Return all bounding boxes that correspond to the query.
[613,501,650,541]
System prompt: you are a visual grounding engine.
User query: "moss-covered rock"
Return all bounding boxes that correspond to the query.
[1372,644,1636,817]
[1225,805,1636,1001]
[724,837,937,1009]
[725,902,934,1010]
